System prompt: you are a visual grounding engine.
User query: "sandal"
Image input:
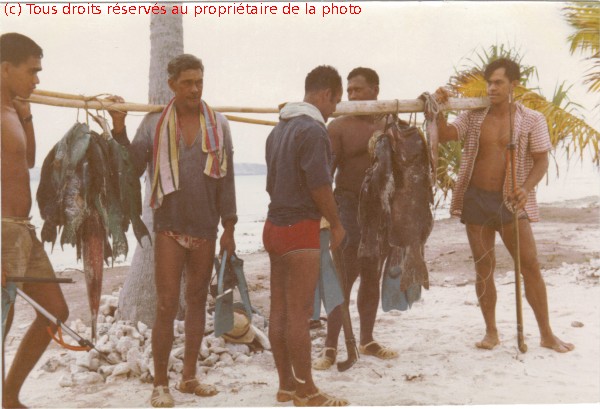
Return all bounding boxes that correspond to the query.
[276,389,296,403]
[176,378,219,397]
[358,340,398,360]
[312,347,336,371]
[293,389,349,407]
[150,386,174,408]
[358,341,398,359]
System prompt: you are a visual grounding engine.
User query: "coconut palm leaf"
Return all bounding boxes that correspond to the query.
[563,2,600,93]
[564,3,599,56]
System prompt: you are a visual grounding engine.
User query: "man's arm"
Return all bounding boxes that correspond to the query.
[108,97,153,178]
[310,184,345,250]
[509,151,549,210]
[436,114,459,143]
[14,99,35,168]
[217,116,237,256]
[432,87,459,143]
[327,119,343,176]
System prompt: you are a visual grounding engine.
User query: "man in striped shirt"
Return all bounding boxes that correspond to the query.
[435,58,574,353]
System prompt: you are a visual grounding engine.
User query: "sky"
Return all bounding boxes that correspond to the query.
[2,1,599,167]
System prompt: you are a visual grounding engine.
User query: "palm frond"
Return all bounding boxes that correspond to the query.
[564,2,600,95]
[520,91,600,164]
[563,2,600,56]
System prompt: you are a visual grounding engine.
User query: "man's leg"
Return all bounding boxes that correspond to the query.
[283,251,320,394]
[499,219,574,353]
[3,282,68,409]
[285,250,348,406]
[268,253,295,397]
[152,234,187,388]
[356,255,398,359]
[465,223,500,349]
[180,240,216,387]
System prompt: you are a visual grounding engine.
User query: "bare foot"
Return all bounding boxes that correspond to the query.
[475,332,500,350]
[540,335,575,353]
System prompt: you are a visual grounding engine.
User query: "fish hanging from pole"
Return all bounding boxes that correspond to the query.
[358,115,434,311]
[37,122,150,341]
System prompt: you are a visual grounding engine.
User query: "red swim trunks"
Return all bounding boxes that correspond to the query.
[262,219,320,257]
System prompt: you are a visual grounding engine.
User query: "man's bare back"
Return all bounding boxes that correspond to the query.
[1,105,32,218]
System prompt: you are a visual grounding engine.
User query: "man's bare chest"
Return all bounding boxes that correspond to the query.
[480,115,511,149]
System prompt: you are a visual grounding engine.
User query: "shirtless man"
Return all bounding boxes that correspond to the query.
[1,32,69,408]
[313,67,397,370]
[435,58,574,353]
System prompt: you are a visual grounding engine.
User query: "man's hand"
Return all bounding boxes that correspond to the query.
[508,186,529,210]
[329,223,346,251]
[106,95,127,134]
[219,227,236,257]
[433,87,452,105]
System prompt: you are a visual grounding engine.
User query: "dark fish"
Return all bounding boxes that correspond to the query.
[37,122,150,338]
[53,123,91,188]
[358,117,433,310]
[60,166,86,248]
[37,145,60,246]
[358,131,395,263]
[388,124,433,291]
[81,210,105,342]
[88,133,128,261]
[108,139,150,246]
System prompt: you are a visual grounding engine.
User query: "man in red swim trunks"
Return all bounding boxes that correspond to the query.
[263,65,349,407]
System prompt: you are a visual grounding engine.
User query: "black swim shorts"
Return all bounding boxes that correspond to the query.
[460,185,525,230]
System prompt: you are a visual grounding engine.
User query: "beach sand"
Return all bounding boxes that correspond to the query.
[3,197,599,407]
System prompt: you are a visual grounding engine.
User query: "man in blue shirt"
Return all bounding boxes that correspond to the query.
[263,65,348,407]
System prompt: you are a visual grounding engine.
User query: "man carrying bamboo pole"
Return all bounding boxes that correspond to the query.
[1,32,70,408]
[264,65,349,406]
[108,54,237,407]
[435,58,574,353]
[313,67,397,371]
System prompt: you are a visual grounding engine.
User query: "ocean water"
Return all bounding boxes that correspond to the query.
[29,162,599,271]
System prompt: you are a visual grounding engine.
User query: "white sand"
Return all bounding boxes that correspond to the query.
[3,198,599,408]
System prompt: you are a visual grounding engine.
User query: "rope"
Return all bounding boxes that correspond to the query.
[420,92,441,120]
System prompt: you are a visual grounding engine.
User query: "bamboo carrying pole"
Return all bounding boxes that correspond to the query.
[28,90,490,127]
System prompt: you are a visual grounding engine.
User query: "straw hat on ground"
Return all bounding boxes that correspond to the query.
[223,308,255,344]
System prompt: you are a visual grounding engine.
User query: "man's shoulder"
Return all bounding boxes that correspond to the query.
[518,103,544,121]
[215,111,228,123]
[140,111,162,128]
[286,115,327,136]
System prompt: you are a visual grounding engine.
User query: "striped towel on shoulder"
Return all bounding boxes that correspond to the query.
[150,98,227,209]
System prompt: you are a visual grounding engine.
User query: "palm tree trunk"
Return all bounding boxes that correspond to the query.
[117,7,184,327]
